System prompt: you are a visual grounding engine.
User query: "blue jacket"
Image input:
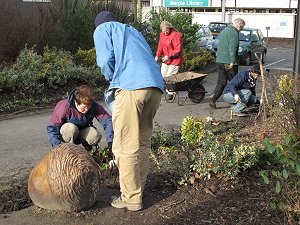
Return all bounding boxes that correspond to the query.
[46,89,113,147]
[93,21,164,110]
[223,70,257,96]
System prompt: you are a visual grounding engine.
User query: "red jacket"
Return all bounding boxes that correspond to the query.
[156,29,183,66]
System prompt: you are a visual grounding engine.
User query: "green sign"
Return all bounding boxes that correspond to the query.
[164,0,209,7]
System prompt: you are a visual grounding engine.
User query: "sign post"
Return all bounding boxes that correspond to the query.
[266,26,270,44]
[293,0,300,78]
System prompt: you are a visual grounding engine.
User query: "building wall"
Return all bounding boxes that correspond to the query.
[192,12,296,38]
[211,0,298,8]
[144,0,298,38]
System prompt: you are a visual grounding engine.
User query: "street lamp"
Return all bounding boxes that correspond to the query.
[221,0,226,22]
[293,0,300,77]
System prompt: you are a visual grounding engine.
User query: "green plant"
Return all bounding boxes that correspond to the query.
[151,117,258,185]
[151,123,182,150]
[89,146,111,170]
[259,135,300,224]
[0,45,106,96]
[181,49,214,72]
[270,74,300,138]
[53,0,94,53]
[194,133,258,180]
[180,116,205,148]
[74,48,96,67]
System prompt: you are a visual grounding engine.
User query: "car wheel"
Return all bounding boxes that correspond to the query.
[243,53,251,66]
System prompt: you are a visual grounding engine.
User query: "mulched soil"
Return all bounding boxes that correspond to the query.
[0,115,286,224]
[0,168,284,224]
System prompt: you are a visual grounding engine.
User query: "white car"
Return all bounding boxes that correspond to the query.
[195,26,213,52]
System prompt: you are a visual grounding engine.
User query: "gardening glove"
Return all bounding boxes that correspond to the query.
[154,56,158,62]
[234,94,241,102]
[162,56,169,62]
[107,142,115,169]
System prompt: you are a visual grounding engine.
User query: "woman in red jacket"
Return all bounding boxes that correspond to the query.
[155,21,183,79]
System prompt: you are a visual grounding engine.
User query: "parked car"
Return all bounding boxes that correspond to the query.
[194,25,213,52]
[208,21,232,39]
[207,28,267,65]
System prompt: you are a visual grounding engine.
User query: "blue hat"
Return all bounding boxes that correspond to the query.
[94,11,117,28]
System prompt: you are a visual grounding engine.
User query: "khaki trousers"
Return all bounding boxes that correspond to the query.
[161,63,179,78]
[60,123,101,146]
[112,88,162,204]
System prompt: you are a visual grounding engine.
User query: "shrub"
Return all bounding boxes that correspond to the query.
[0,45,106,97]
[269,74,300,139]
[151,117,258,185]
[53,0,94,53]
[74,48,97,67]
[181,49,214,72]
[259,135,300,224]
[53,0,134,53]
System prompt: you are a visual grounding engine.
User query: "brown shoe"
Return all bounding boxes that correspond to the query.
[110,196,143,211]
[208,96,216,109]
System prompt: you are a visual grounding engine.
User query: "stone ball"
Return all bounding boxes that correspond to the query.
[28,143,101,212]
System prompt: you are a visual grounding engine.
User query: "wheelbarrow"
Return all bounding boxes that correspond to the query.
[164,71,208,106]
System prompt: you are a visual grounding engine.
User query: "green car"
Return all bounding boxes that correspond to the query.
[208,28,267,65]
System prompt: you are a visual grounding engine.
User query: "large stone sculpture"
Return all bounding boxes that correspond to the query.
[28,143,101,212]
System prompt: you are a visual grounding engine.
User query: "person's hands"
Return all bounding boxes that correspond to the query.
[234,94,240,102]
[109,159,116,169]
[155,56,158,62]
[162,56,169,62]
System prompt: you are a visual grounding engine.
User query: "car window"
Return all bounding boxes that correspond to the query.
[209,23,227,31]
[239,30,251,41]
[197,26,213,38]
[204,27,213,37]
[252,30,259,41]
[208,24,216,29]
[197,27,205,38]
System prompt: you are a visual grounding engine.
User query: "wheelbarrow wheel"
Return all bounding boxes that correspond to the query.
[164,91,176,103]
[188,85,205,103]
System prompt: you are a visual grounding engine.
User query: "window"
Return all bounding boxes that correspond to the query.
[23,0,51,2]
[255,9,266,13]
[269,9,280,13]
[281,10,292,13]
[252,31,259,41]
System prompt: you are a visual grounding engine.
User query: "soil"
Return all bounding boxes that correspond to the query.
[0,164,284,225]
[0,116,286,225]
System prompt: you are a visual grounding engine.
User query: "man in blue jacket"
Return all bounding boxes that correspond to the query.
[223,64,261,117]
[93,11,164,211]
[47,84,114,155]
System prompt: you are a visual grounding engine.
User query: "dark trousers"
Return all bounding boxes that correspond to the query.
[212,63,238,101]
